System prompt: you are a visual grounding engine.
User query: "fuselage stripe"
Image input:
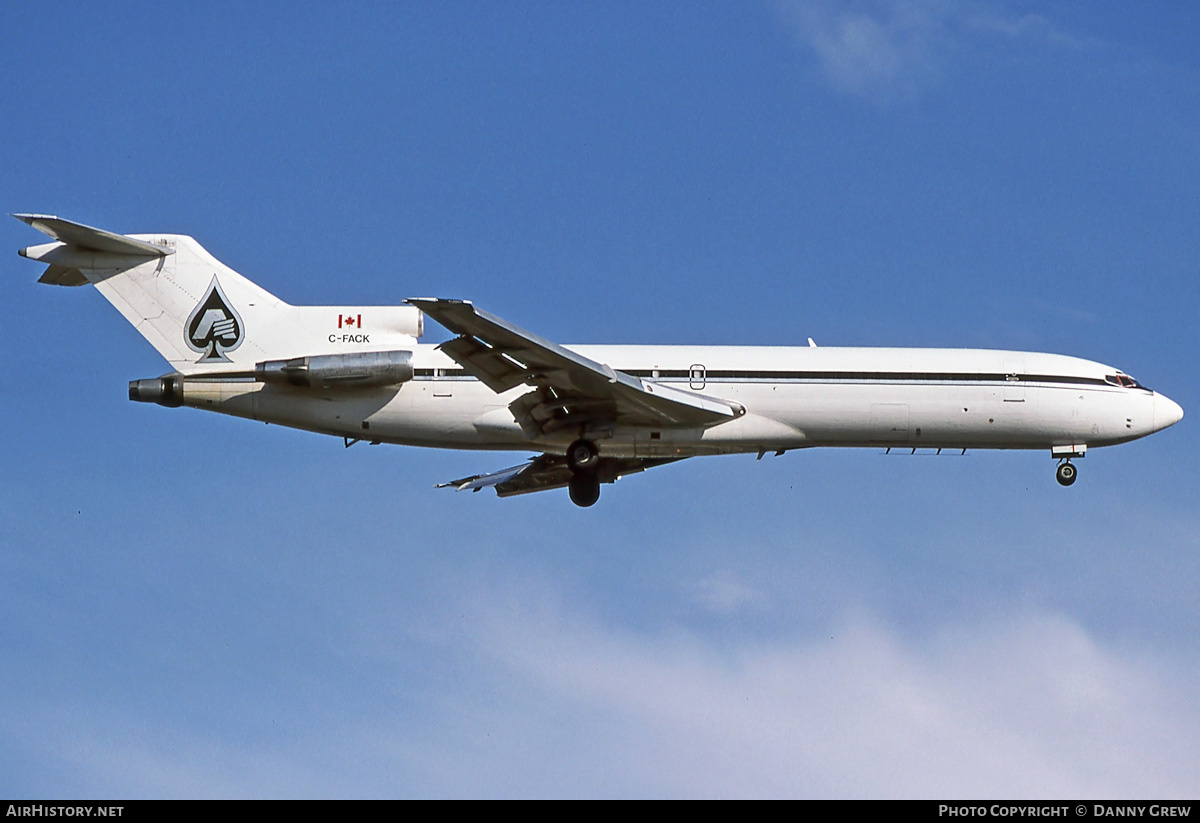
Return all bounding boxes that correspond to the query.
[414,368,1112,388]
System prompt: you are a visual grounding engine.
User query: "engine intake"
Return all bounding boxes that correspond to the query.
[255,350,414,388]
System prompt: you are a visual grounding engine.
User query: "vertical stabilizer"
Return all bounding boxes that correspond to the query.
[16,215,423,374]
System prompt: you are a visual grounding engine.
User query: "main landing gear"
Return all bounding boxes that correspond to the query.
[1055,460,1077,487]
[567,438,601,508]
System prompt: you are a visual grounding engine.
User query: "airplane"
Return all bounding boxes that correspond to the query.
[15,214,1183,507]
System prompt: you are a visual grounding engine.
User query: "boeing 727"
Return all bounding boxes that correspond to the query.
[16,214,1183,507]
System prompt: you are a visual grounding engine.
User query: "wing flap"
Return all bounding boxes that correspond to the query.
[440,334,529,393]
[410,298,742,433]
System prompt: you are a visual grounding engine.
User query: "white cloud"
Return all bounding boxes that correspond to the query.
[775,0,1097,100]
[460,592,1200,797]
[687,570,770,615]
[8,576,1197,798]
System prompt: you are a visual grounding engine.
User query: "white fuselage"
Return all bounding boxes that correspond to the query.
[16,218,1181,488]
[178,342,1182,459]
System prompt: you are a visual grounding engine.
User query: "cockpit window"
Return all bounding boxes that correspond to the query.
[1105,373,1144,389]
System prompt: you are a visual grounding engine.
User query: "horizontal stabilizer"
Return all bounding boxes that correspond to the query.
[13,214,173,257]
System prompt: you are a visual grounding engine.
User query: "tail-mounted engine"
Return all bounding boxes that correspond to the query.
[128,374,186,407]
[130,350,416,407]
[255,350,414,388]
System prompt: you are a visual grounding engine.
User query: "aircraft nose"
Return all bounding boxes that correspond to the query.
[1153,393,1184,431]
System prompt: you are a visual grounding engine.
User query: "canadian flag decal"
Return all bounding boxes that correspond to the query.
[338,313,362,328]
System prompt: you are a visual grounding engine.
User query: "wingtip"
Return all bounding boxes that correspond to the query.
[407,297,471,307]
[12,213,56,225]
[433,480,471,491]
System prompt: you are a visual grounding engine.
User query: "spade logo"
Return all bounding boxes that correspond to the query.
[185,277,244,362]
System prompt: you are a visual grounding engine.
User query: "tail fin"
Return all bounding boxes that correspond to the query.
[16,214,423,374]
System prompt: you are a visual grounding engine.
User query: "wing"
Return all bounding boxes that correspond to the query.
[438,454,683,497]
[408,298,742,436]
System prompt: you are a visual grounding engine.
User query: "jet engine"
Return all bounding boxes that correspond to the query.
[128,373,185,407]
[254,350,414,388]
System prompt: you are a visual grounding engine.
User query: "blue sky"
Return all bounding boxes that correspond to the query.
[1,1,1197,797]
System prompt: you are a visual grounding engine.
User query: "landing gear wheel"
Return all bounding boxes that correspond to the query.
[1056,461,1077,487]
[568,475,601,507]
[566,438,600,474]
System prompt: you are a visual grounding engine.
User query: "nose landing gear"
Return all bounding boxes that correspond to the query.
[1055,460,1077,487]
